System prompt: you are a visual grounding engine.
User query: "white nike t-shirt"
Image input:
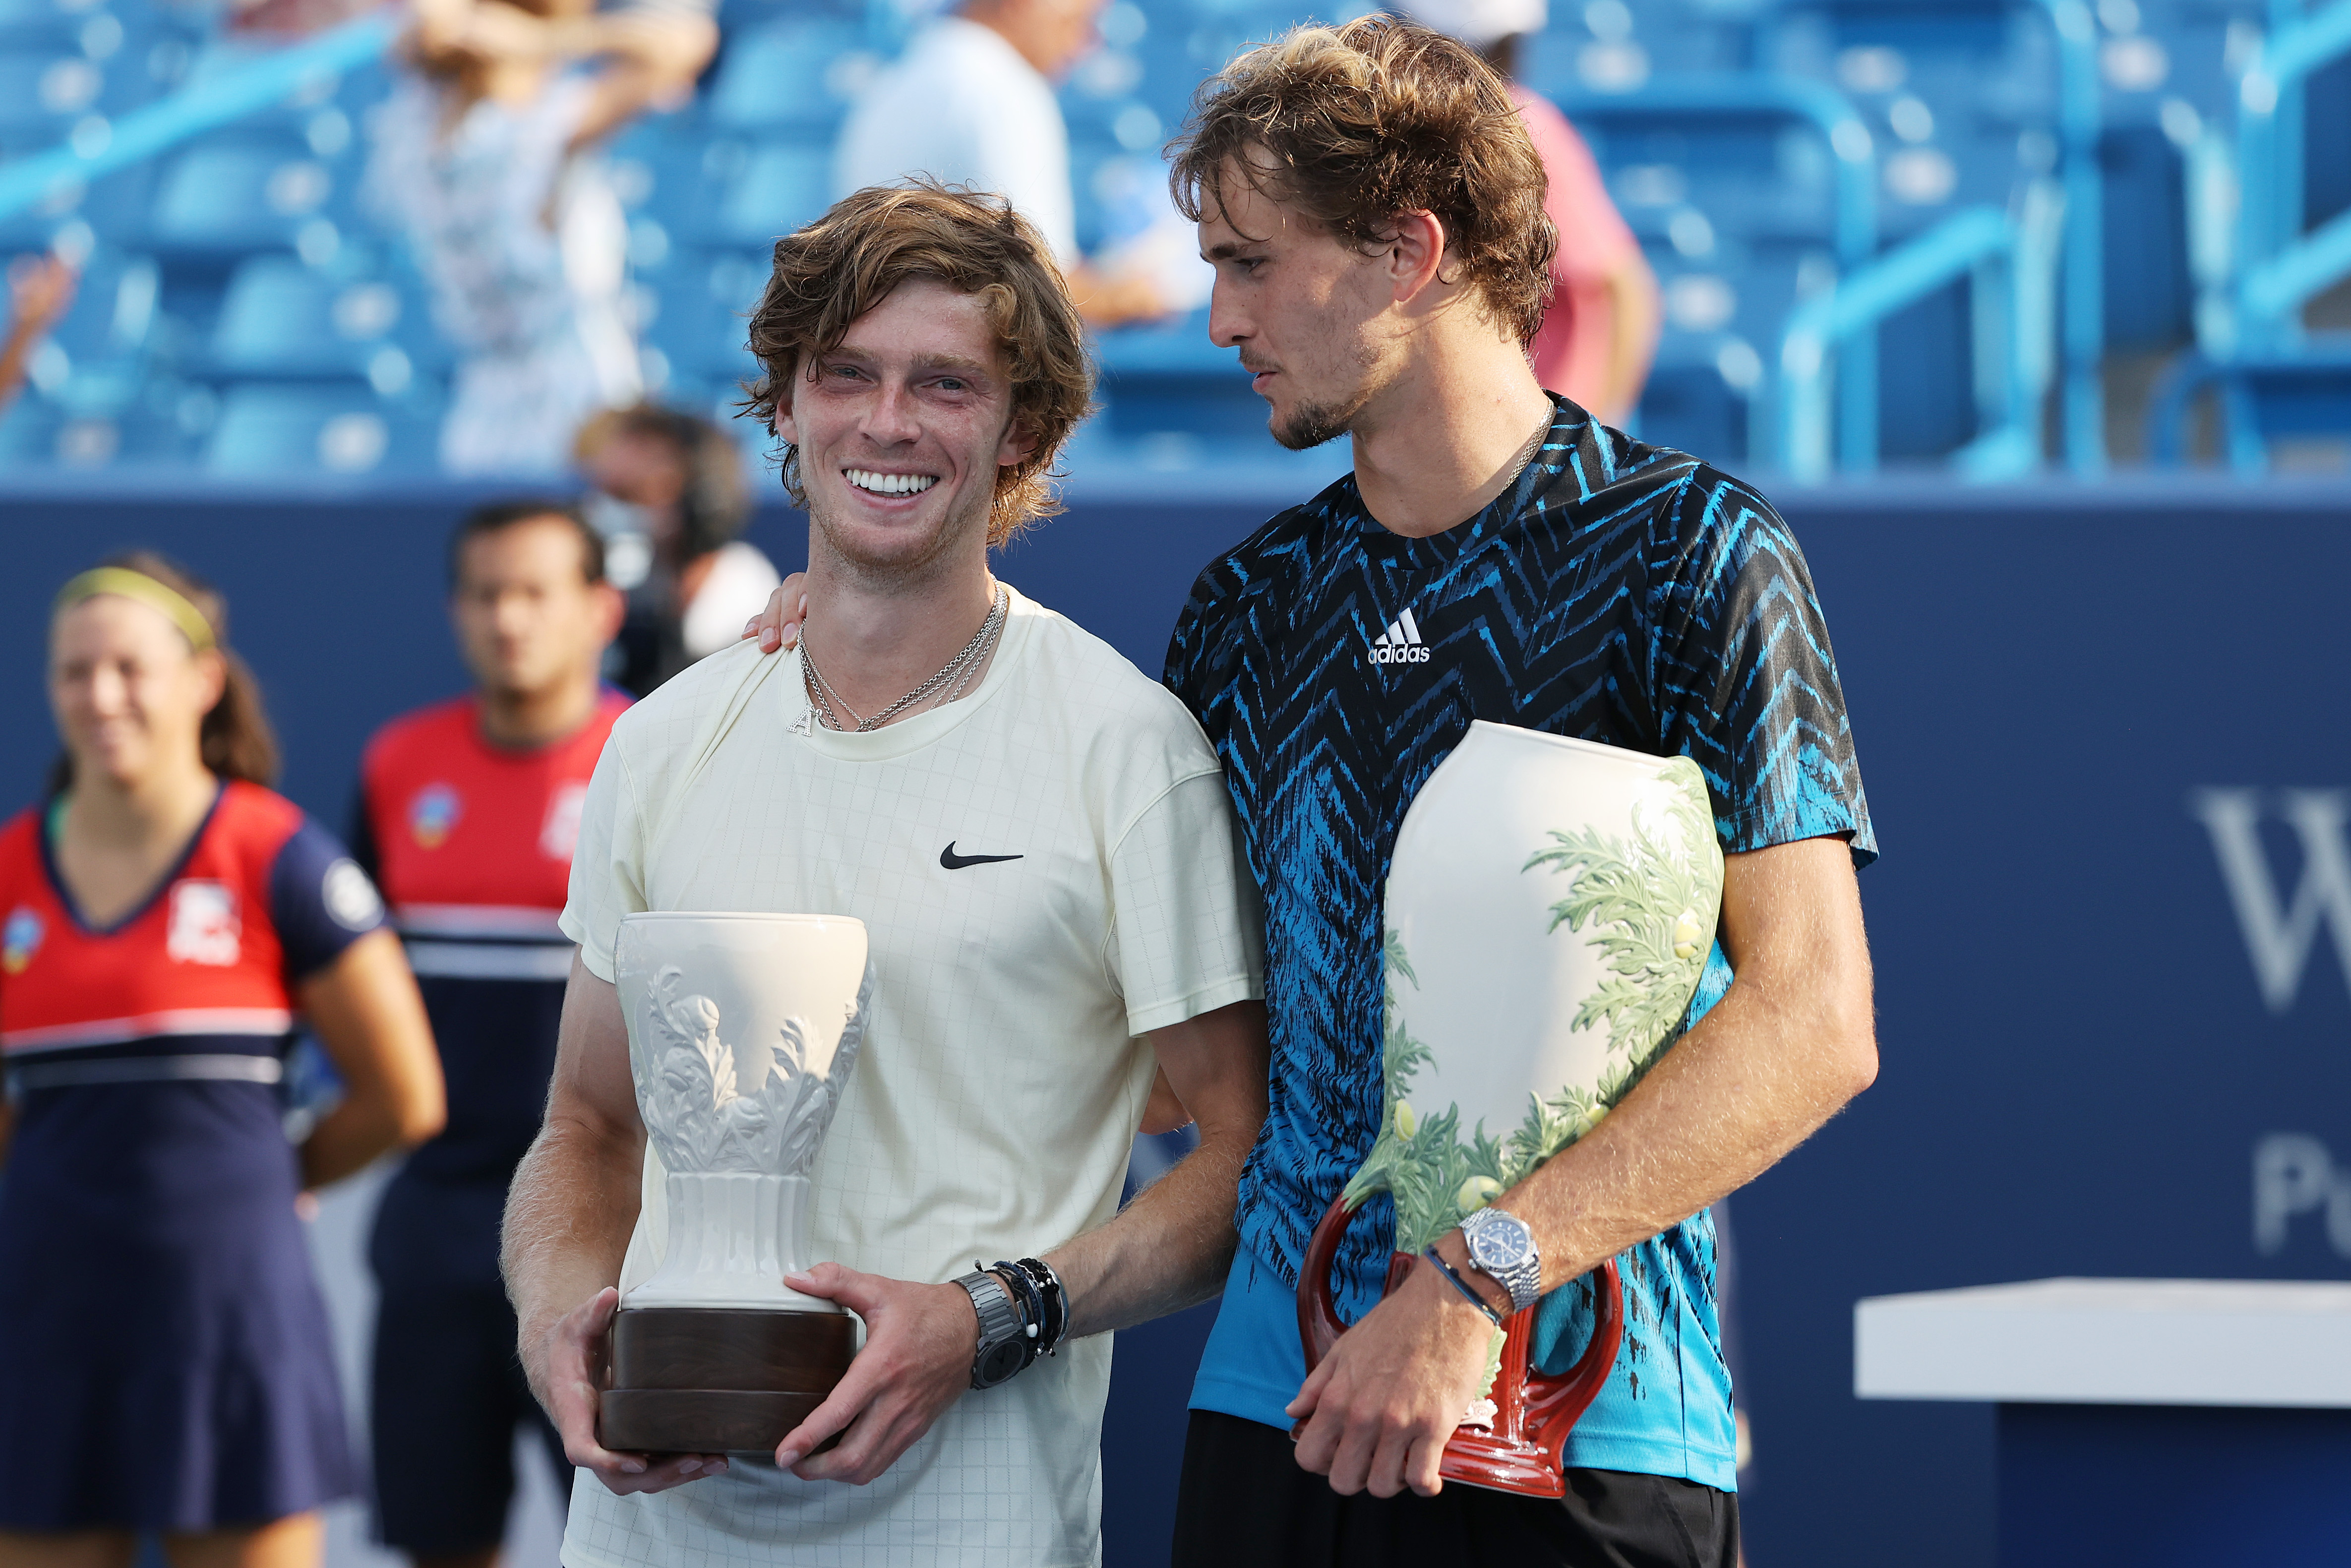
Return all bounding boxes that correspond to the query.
[557,586,1263,1568]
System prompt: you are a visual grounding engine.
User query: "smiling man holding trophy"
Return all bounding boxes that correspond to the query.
[501,183,1267,1568]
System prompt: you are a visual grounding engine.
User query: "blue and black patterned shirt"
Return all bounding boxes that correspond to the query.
[1164,398,1874,1489]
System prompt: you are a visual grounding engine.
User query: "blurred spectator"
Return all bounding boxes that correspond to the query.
[576,404,779,695]
[235,0,716,80]
[836,0,1206,327]
[354,501,626,1568]
[0,254,78,418]
[1402,0,1659,424]
[368,0,713,475]
[0,552,442,1568]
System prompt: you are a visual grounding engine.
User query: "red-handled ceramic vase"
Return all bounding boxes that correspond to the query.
[1295,722,1724,1499]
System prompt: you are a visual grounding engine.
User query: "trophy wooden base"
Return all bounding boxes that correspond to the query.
[599,1306,855,1455]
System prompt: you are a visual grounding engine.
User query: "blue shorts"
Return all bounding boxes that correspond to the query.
[370,1278,569,1554]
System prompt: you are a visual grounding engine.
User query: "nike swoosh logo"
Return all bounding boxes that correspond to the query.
[940,842,1024,870]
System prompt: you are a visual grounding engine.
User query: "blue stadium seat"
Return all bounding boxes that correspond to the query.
[1094,315,1265,448]
[203,381,440,476]
[0,48,110,135]
[0,158,153,252]
[642,247,763,369]
[1525,0,1759,90]
[0,247,165,469]
[2126,0,2263,132]
[1639,348,1754,464]
[0,0,87,49]
[705,137,831,248]
[1761,0,2060,239]
[1556,82,1867,466]
[37,247,158,370]
[2101,120,2192,351]
[0,394,142,467]
[207,252,426,381]
[706,17,867,132]
[2148,347,2351,471]
[147,130,347,254]
[0,365,210,471]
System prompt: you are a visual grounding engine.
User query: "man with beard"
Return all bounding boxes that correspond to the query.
[356,500,626,1568]
[507,183,1267,1568]
[1155,22,1876,1565]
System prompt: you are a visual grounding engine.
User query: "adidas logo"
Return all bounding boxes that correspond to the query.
[1368,608,1432,665]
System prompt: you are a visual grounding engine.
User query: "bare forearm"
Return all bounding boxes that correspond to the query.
[0,324,36,406]
[541,10,714,90]
[299,1099,419,1188]
[1047,1126,1248,1338]
[1504,964,1873,1291]
[1597,261,1660,426]
[503,1114,644,1393]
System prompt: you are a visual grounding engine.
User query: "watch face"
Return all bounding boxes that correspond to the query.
[979,1339,1026,1386]
[1470,1213,1531,1270]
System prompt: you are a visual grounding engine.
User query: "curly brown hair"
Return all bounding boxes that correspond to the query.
[1168,16,1557,344]
[740,182,1094,546]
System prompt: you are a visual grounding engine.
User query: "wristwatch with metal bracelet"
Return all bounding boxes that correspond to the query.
[1458,1206,1543,1315]
[955,1268,1032,1389]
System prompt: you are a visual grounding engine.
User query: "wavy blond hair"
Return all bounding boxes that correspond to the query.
[741,182,1094,546]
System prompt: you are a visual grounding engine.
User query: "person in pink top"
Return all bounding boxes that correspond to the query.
[1402,0,1659,424]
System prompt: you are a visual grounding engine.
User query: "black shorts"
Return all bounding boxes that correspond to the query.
[371,1283,570,1555]
[1170,1410,1739,1568]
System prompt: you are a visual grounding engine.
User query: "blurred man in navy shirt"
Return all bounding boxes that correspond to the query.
[355,500,626,1568]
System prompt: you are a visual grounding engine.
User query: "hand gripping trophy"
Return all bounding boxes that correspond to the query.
[598,911,875,1454]
[1299,722,1726,1497]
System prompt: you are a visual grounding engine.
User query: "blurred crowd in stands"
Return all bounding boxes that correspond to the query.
[6,0,2337,479]
[0,0,1662,480]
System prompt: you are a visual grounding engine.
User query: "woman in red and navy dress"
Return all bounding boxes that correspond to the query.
[0,554,445,1568]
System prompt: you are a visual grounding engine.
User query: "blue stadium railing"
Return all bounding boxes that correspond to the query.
[1777,181,2063,482]
[1555,74,1877,474]
[1753,0,2106,474]
[2151,0,2351,468]
[2235,0,2351,348]
[0,13,394,225]
[2039,0,2107,477]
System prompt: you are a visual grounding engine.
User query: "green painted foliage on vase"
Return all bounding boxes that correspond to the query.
[1346,757,1724,1255]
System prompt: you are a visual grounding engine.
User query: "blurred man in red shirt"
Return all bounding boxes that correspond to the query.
[355,500,626,1568]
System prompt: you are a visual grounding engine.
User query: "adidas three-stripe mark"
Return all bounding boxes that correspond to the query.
[1367,607,1431,664]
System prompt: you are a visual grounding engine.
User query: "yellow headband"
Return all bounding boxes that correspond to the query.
[54,568,217,653]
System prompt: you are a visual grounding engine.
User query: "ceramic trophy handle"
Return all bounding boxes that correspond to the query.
[1294,1191,1626,1494]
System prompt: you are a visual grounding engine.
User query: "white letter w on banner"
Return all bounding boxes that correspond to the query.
[2190,790,2351,1014]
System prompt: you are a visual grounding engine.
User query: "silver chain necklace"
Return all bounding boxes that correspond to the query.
[800,584,1008,733]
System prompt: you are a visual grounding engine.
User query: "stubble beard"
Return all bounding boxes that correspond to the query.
[1271,397,1362,451]
[1266,336,1387,451]
[807,481,994,595]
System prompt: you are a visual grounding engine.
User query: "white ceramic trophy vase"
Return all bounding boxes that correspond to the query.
[599,911,873,1454]
[1299,722,1726,1497]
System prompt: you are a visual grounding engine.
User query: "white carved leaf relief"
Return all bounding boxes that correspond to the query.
[634,962,874,1176]
[771,961,875,1176]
